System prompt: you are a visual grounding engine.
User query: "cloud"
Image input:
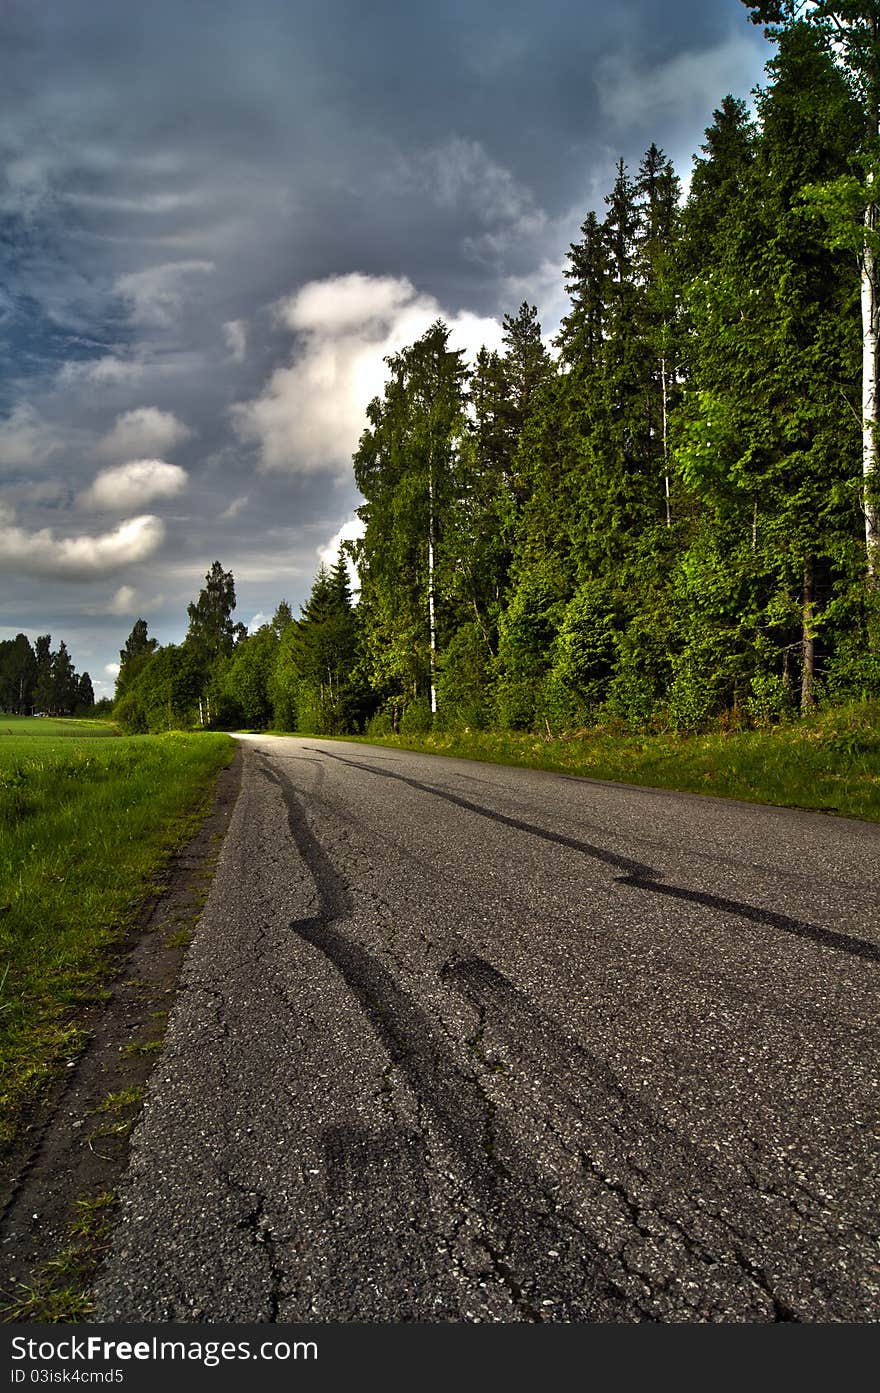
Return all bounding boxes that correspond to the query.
[0,405,63,468]
[103,584,163,616]
[64,190,203,215]
[58,355,150,387]
[318,514,365,592]
[97,407,192,461]
[596,34,761,130]
[502,255,572,345]
[233,273,503,476]
[105,662,121,678]
[317,515,365,568]
[248,611,269,631]
[220,493,250,520]
[79,459,188,512]
[108,585,137,615]
[115,260,215,326]
[387,138,548,260]
[0,514,165,580]
[0,478,68,507]
[223,319,247,362]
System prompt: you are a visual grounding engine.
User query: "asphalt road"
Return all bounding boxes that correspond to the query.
[94,735,880,1322]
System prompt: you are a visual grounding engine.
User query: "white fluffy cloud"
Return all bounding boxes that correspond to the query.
[223,319,248,362]
[108,585,137,615]
[105,585,163,616]
[115,260,215,326]
[97,407,192,461]
[318,514,365,593]
[233,272,503,476]
[79,459,188,512]
[0,512,165,580]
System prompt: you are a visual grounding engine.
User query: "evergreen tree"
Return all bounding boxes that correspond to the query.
[273,556,363,733]
[32,635,54,713]
[0,634,36,713]
[185,561,237,725]
[675,20,863,716]
[743,0,880,578]
[76,672,95,712]
[636,143,683,526]
[354,320,468,723]
[186,561,236,664]
[117,618,159,699]
[52,641,79,715]
[501,301,551,426]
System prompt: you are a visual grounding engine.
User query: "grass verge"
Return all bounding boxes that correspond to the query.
[335,701,880,822]
[0,1191,117,1323]
[0,724,234,1151]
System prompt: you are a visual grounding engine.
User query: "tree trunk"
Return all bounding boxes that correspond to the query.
[801,557,816,715]
[862,196,879,579]
[661,354,671,528]
[427,464,437,715]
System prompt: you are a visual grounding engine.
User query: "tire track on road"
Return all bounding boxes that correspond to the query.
[309,749,880,965]
[260,760,642,1320]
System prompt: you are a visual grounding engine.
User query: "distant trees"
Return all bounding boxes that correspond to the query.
[0,633,94,716]
[0,634,37,714]
[115,552,365,735]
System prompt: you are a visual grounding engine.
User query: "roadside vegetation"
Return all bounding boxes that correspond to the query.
[343,700,880,824]
[0,718,233,1152]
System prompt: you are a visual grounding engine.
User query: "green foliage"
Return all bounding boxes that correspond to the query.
[548,580,619,717]
[436,622,492,729]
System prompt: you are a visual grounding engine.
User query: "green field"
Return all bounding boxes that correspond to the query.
[0,718,234,1149]
[344,700,880,824]
[0,716,119,741]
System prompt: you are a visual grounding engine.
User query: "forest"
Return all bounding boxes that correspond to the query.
[114,10,880,739]
[0,633,95,717]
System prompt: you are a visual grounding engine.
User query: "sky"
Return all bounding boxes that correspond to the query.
[0,0,772,697]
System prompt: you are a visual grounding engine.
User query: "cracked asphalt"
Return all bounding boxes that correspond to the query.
[94,735,880,1322]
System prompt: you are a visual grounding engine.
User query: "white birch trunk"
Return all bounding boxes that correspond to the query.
[864,195,879,579]
[661,354,671,528]
[801,557,816,715]
[428,465,437,715]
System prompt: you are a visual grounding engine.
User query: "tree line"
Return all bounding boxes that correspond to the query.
[113,556,365,735]
[115,7,880,737]
[0,633,95,716]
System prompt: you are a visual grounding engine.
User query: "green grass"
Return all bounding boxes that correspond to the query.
[1,1191,116,1323]
[0,723,233,1149]
[339,700,880,822]
[0,715,119,740]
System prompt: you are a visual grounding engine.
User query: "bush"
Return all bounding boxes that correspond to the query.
[399,695,433,734]
[436,623,492,729]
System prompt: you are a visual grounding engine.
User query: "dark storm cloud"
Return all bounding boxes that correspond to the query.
[0,0,769,691]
